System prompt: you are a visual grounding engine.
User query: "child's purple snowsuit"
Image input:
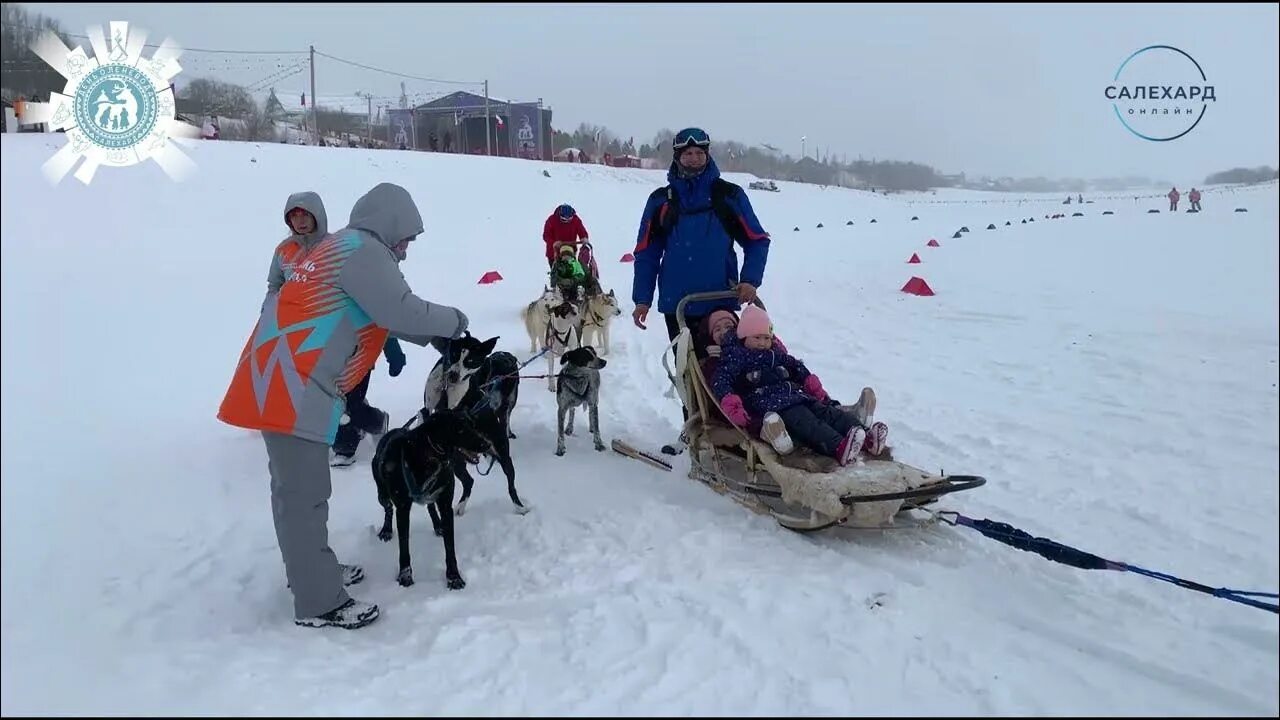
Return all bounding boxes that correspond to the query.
[710,335,857,458]
[711,335,814,416]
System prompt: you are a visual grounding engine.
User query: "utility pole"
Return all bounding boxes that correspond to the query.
[309,45,318,144]
[483,79,491,156]
[357,92,372,146]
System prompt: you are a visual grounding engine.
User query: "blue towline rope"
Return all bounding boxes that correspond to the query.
[937,511,1279,615]
[467,347,551,413]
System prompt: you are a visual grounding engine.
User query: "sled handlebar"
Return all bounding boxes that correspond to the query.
[674,292,767,333]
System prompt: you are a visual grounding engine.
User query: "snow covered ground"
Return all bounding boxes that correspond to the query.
[2,135,1276,716]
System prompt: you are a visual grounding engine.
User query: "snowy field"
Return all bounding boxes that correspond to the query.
[2,135,1276,716]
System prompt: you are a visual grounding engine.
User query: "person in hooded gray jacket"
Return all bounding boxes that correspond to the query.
[219,183,468,629]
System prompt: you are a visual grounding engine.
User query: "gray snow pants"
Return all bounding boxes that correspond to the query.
[262,431,349,619]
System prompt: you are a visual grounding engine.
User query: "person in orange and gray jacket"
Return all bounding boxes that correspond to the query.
[218,184,468,630]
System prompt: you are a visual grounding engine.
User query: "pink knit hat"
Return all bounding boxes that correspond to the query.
[737,305,772,338]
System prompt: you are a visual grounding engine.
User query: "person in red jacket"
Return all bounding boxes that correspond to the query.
[1168,187,1180,212]
[543,204,595,278]
[1189,187,1202,212]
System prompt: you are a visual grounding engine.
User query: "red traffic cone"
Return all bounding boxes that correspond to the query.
[907,252,921,264]
[901,276,935,296]
[478,270,503,284]
[619,252,634,262]
[926,239,940,247]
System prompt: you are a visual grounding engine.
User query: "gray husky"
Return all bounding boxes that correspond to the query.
[555,346,607,456]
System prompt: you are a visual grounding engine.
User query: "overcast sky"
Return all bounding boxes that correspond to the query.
[23,2,1279,181]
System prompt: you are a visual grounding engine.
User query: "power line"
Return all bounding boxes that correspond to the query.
[312,49,479,86]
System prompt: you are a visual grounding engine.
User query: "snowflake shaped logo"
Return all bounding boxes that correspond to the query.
[25,20,202,185]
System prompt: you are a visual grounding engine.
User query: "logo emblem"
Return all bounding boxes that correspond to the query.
[25,20,201,184]
[1106,45,1215,142]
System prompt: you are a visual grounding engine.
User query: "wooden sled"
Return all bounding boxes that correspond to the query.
[665,291,985,532]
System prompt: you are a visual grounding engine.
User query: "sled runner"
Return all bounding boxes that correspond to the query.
[662,291,985,531]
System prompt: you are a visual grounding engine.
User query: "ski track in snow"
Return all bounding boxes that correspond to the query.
[2,136,1276,715]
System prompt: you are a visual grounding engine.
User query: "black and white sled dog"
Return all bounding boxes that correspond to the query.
[423,333,529,515]
[521,286,583,393]
[372,408,489,589]
[555,345,607,456]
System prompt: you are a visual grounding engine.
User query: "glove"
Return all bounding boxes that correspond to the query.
[802,374,829,403]
[452,308,469,338]
[384,338,406,377]
[719,394,750,427]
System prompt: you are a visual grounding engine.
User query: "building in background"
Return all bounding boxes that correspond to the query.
[412,91,553,160]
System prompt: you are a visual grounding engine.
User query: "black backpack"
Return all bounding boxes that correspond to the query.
[649,178,750,246]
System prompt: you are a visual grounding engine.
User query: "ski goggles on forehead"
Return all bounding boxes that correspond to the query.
[673,127,711,150]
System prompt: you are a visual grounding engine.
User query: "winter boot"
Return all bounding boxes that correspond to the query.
[329,450,358,467]
[294,598,380,630]
[848,387,877,428]
[759,412,794,455]
[836,425,868,467]
[862,421,889,457]
[356,409,389,436]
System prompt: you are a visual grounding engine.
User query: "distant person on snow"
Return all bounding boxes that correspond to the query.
[1189,187,1202,212]
[1168,186,1180,212]
[543,203,593,274]
[218,183,470,631]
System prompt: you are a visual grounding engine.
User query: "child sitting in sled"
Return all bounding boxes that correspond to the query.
[550,244,598,302]
[705,306,887,464]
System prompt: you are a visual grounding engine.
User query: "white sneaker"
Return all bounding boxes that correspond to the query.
[295,598,379,630]
[329,451,357,467]
[760,412,794,455]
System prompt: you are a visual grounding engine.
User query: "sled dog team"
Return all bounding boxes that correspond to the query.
[217,127,887,629]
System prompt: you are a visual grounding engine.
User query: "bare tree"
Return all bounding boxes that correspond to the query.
[179,77,256,118]
[219,100,279,142]
[1,2,73,100]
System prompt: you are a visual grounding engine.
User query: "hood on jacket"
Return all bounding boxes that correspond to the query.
[667,156,722,209]
[346,183,424,250]
[667,155,722,184]
[284,191,329,246]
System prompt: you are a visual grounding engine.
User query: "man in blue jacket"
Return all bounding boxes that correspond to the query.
[631,126,770,345]
[629,126,768,338]
[630,127,771,454]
